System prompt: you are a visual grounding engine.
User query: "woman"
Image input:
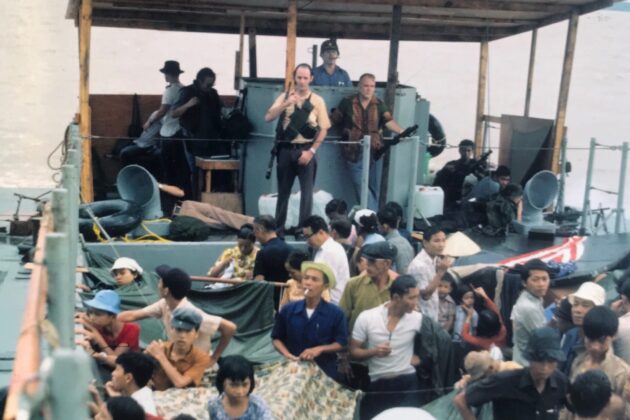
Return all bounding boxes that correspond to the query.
[461,287,507,351]
[208,224,258,281]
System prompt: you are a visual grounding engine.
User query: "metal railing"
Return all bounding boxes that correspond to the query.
[4,124,93,420]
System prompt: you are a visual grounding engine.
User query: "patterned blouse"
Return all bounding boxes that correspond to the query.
[209,246,258,279]
[207,394,274,420]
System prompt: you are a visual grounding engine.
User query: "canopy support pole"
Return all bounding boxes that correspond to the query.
[79,0,93,202]
[552,13,579,173]
[524,29,537,117]
[235,13,245,89]
[284,0,297,90]
[380,4,402,208]
[473,40,489,156]
[248,27,257,78]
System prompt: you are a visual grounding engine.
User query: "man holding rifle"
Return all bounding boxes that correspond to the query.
[331,73,405,210]
[265,64,331,235]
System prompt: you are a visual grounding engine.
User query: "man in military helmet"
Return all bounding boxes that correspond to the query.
[312,39,352,87]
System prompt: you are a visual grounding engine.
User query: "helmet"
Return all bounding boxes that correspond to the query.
[320,39,340,55]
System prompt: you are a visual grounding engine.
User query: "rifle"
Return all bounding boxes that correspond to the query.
[266,83,293,179]
[469,149,493,178]
[373,124,419,161]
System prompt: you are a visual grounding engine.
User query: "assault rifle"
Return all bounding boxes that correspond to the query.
[469,149,493,179]
[373,124,419,161]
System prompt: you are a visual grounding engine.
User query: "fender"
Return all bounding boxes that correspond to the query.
[78,199,143,240]
[427,114,446,158]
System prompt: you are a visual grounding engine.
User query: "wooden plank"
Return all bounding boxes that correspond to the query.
[482,114,502,124]
[79,0,94,203]
[474,41,489,155]
[552,12,579,173]
[380,4,402,208]
[285,0,296,90]
[524,29,538,117]
[248,27,257,78]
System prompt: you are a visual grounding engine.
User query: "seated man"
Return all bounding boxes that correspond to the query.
[272,261,347,380]
[207,223,258,281]
[466,165,511,202]
[433,139,478,210]
[105,352,158,416]
[454,327,569,420]
[350,275,422,419]
[484,183,523,235]
[117,265,236,362]
[146,307,211,390]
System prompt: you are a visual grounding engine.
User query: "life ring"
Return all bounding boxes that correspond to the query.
[427,114,446,158]
[79,199,143,240]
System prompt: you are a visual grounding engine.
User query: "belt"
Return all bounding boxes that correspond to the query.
[278,142,313,150]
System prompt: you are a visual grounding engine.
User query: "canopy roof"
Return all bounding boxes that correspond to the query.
[66,0,618,42]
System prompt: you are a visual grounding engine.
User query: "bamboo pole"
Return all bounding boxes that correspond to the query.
[3,207,53,420]
[524,29,537,117]
[380,4,402,208]
[248,27,257,78]
[79,0,93,202]
[285,0,297,90]
[473,40,489,155]
[552,13,579,174]
[235,13,245,90]
[191,275,288,288]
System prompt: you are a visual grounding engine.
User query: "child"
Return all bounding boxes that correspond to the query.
[77,290,140,370]
[110,257,144,287]
[146,307,211,391]
[279,251,330,308]
[105,352,158,416]
[437,276,456,333]
[452,284,478,342]
[207,355,274,420]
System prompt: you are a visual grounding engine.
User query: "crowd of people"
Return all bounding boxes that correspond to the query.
[74,38,630,420]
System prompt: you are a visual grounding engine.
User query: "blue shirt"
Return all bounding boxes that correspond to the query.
[271,299,348,379]
[312,65,352,87]
[208,394,274,420]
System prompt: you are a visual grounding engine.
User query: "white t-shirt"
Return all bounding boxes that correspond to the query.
[314,237,350,304]
[141,297,222,354]
[352,303,423,381]
[159,82,183,137]
[407,249,439,322]
[131,386,157,416]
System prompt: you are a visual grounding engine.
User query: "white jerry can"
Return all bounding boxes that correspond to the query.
[414,186,444,219]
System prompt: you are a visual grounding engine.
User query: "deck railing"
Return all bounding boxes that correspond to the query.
[3,123,93,420]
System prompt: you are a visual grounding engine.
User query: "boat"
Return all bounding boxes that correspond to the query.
[1,1,629,419]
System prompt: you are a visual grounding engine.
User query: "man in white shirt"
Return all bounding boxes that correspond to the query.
[118,265,236,366]
[350,275,423,420]
[105,352,158,416]
[406,226,453,322]
[302,215,350,303]
[120,60,184,168]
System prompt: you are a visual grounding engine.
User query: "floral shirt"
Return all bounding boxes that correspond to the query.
[210,246,258,279]
[208,394,274,420]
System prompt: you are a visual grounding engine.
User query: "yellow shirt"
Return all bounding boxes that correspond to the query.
[209,246,258,279]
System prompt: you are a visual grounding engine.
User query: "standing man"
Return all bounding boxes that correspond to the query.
[167,67,225,198]
[252,215,292,308]
[511,259,551,367]
[120,60,183,169]
[377,207,414,274]
[312,39,352,87]
[406,226,453,322]
[454,326,569,420]
[271,261,347,380]
[302,215,350,304]
[264,63,331,232]
[332,73,404,210]
[350,275,423,419]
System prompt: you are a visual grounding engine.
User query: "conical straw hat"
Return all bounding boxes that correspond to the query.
[443,231,481,257]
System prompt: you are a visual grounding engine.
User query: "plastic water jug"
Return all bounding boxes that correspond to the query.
[414,186,444,218]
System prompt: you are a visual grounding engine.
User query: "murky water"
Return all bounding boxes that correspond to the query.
[1,0,628,211]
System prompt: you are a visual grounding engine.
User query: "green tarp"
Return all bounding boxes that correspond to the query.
[80,250,282,364]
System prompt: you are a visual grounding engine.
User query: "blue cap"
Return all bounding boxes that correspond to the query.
[84,290,121,315]
[171,307,202,332]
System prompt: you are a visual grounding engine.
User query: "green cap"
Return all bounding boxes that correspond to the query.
[301,261,336,291]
